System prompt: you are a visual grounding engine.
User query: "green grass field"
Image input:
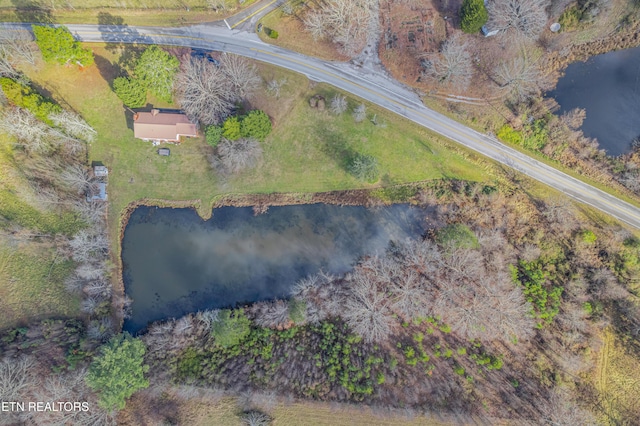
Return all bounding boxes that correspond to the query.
[22,46,490,256]
[0,244,79,329]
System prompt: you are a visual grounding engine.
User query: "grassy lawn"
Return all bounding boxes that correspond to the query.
[23,45,491,258]
[0,242,79,330]
[0,0,257,26]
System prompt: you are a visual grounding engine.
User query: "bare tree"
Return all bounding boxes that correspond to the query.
[540,388,598,425]
[389,270,428,320]
[176,56,236,126]
[342,267,395,343]
[241,410,272,426]
[68,229,109,262]
[265,78,287,99]
[81,296,100,314]
[250,299,290,328]
[330,94,348,114]
[0,357,33,402]
[494,55,550,101]
[60,164,93,194]
[303,0,376,56]
[352,103,366,122]
[0,107,52,153]
[83,280,112,298]
[423,34,474,91]
[303,11,327,41]
[75,262,105,280]
[213,138,263,175]
[220,53,261,99]
[0,29,35,65]
[73,200,106,224]
[49,110,96,143]
[487,0,550,39]
[87,317,114,341]
[0,29,35,77]
[64,274,85,295]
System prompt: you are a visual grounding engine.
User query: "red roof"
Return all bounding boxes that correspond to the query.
[133,110,197,141]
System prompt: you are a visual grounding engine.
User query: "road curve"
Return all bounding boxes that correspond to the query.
[3,22,640,229]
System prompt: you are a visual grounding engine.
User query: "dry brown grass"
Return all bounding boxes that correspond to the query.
[258,6,348,61]
[120,392,462,425]
[593,329,640,424]
[378,0,446,88]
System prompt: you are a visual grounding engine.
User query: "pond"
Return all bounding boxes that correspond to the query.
[549,45,640,156]
[122,203,430,333]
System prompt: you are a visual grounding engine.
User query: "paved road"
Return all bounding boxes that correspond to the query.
[4,22,640,228]
[223,0,288,31]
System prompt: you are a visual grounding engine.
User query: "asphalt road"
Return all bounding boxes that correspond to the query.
[4,22,640,229]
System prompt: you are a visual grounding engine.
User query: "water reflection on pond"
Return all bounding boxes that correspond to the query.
[122,204,429,333]
[549,45,640,156]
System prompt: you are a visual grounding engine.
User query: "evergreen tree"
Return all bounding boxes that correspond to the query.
[85,333,149,411]
[32,25,94,67]
[240,110,272,141]
[460,0,488,34]
[113,76,147,108]
[134,46,179,103]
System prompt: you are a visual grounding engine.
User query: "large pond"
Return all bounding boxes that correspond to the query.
[122,204,429,333]
[549,45,640,156]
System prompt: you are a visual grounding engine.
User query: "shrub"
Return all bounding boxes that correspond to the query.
[460,0,488,34]
[205,125,223,147]
[222,116,242,140]
[288,299,307,324]
[211,309,251,347]
[347,153,379,182]
[435,223,479,249]
[85,333,149,411]
[113,76,147,108]
[512,260,563,326]
[240,110,272,141]
[0,77,61,123]
[267,29,279,39]
[33,25,94,67]
[497,124,523,145]
[580,229,597,244]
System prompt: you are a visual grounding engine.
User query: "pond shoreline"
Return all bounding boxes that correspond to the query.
[113,183,433,330]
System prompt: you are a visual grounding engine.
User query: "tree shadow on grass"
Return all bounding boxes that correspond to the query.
[315,122,358,175]
[11,0,54,24]
[97,12,149,73]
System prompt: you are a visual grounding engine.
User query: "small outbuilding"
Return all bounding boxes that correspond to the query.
[133,109,197,142]
[87,182,108,202]
[158,148,171,156]
[93,165,108,177]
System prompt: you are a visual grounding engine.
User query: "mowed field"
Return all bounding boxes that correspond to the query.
[23,45,490,253]
[0,0,257,26]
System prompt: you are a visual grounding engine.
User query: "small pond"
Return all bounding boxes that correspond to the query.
[549,45,640,156]
[122,204,430,333]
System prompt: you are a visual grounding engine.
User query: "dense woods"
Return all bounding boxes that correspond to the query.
[135,180,640,424]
